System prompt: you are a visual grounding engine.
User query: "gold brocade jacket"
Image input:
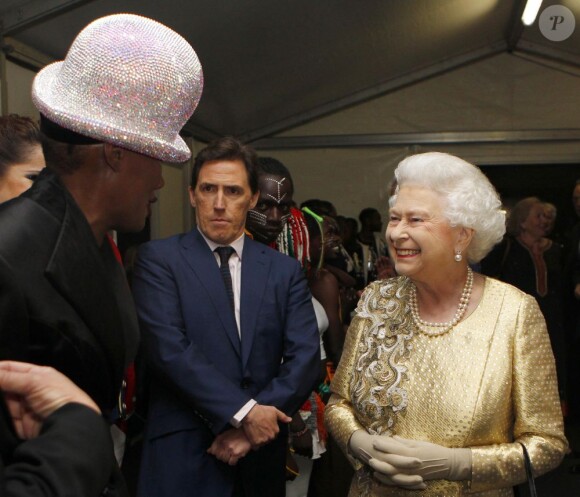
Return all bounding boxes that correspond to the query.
[325,276,568,497]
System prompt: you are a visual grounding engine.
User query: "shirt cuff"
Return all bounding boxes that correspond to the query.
[230,399,257,428]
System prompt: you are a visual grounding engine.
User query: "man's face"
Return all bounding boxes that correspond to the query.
[573,184,580,218]
[113,149,164,233]
[246,174,293,244]
[189,159,258,245]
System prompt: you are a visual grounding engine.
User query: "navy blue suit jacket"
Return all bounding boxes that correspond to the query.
[133,229,319,497]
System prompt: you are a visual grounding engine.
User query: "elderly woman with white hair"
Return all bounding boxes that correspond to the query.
[325,152,567,497]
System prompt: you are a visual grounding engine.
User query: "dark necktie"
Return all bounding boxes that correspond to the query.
[215,246,235,313]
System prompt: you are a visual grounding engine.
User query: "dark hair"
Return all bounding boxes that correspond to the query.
[300,199,336,217]
[191,136,258,193]
[40,137,83,175]
[303,208,323,240]
[359,207,379,224]
[346,217,358,231]
[257,157,294,194]
[0,114,42,176]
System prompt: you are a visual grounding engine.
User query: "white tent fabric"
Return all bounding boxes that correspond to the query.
[2,3,579,228]
[261,53,580,219]
[280,53,580,136]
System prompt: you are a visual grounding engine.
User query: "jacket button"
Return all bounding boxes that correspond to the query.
[240,379,250,389]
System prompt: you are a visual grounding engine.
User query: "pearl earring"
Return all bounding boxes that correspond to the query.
[454,251,462,262]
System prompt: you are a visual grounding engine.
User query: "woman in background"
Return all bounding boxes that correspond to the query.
[304,209,355,497]
[0,114,45,203]
[303,210,345,368]
[481,197,566,401]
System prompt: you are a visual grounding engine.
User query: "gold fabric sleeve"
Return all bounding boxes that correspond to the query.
[469,291,567,492]
[325,312,369,470]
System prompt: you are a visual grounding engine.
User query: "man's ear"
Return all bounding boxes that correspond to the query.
[102,143,124,172]
[188,186,196,208]
[249,190,259,210]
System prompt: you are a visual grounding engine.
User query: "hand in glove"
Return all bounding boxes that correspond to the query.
[349,430,426,490]
[372,435,472,481]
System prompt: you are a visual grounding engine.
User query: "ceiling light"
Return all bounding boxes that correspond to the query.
[522,0,543,26]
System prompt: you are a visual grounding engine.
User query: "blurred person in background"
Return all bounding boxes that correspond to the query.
[481,197,566,403]
[357,207,395,284]
[0,114,45,203]
[564,180,580,423]
[543,202,557,238]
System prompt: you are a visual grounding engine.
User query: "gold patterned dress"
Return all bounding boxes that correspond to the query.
[325,276,568,497]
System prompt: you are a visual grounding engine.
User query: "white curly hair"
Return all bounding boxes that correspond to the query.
[390,152,505,263]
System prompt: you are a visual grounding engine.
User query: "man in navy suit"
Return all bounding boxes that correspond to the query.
[133,137,320,497]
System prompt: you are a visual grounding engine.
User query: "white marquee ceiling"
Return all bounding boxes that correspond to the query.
[1,0,579,144]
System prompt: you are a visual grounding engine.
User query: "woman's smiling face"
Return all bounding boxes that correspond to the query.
[386,184,460,282]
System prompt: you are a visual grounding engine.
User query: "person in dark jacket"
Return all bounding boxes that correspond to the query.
[0,361,126,497]
[0,14,202,415]
[0,16,203,492]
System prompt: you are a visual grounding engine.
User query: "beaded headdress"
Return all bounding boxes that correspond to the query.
[274,207,311,271]
[32,13,203,163]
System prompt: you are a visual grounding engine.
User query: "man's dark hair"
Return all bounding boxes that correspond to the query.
[191,136,258,193]
[38,115,103,175]
[257,157,294,194]
[40,138,83,175]
[346,217,359,231]
[359,207,379,225]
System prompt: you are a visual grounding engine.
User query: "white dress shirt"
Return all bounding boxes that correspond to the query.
[198,229,256,426]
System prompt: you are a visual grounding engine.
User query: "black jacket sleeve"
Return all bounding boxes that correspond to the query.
[1,401,128,497]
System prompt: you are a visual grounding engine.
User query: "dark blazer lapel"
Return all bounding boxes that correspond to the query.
[181,230,241,357]
[44,196,126,395]
[240,238,270,369]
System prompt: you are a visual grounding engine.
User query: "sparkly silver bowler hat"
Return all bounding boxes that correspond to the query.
[32,13,203,163]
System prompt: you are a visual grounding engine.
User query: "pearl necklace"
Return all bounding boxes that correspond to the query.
[409,267,474,336]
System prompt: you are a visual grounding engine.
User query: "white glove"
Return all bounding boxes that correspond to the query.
[348,430,426,490]
[372,435,472,481]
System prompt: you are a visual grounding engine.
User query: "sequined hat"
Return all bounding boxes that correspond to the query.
[32,13,203,163]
